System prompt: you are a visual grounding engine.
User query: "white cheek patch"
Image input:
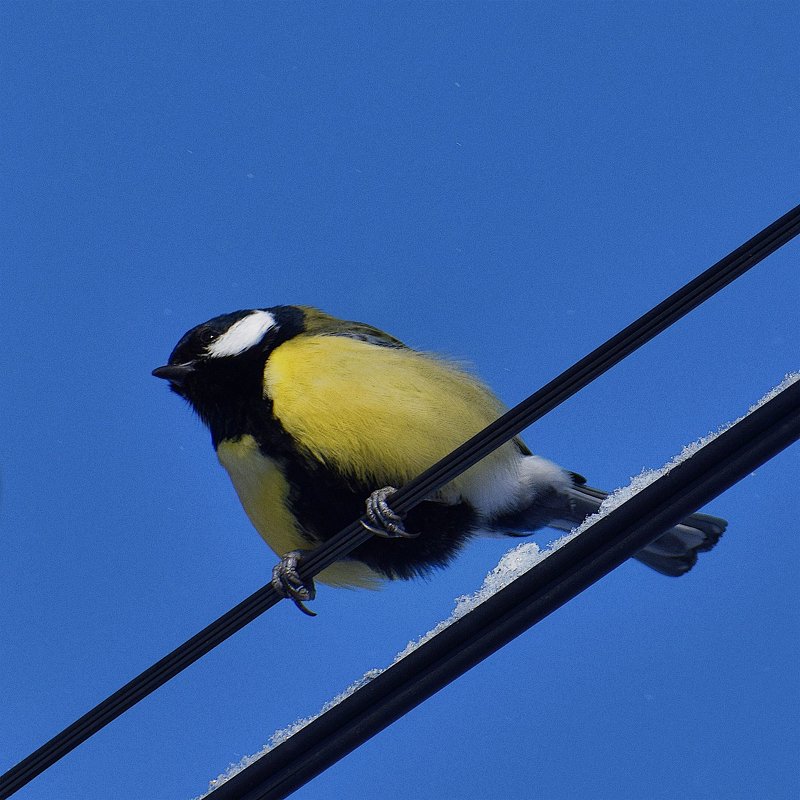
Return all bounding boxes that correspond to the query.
[207,310,277,358]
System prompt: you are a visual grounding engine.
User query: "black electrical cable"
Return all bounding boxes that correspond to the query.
[204,377,800,800]
[1,204,799,799]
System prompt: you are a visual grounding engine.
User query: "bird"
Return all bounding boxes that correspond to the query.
[153,305,726,614]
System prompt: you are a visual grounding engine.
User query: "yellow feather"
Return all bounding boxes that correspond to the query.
[263,334,518,500]
[216,435,380,588]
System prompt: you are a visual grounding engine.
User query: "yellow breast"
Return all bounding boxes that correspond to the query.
[216,435,381,588]
[263,333,518,504]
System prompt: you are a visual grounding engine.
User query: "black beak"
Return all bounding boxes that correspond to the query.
[152,363,196,387]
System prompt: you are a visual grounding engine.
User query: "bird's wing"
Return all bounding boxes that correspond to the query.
[298,307,409,349]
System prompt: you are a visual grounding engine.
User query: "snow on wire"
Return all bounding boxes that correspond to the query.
[198,372,800,798]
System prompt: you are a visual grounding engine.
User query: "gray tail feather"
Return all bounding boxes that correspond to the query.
[549,483,726,577]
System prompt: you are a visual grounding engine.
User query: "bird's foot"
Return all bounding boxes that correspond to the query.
[272,550,317,616]
[360,486,418,538]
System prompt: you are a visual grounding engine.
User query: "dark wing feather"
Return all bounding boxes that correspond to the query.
[299,306,409,349]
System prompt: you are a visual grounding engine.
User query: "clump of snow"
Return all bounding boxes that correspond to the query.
[199,669,384,795]
[195,372,798,798]
[573,371,799,530]
[393,538,572,662]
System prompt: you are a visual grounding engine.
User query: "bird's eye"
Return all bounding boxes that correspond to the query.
[198,329,217,346]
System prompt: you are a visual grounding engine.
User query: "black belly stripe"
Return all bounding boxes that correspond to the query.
[272,444,481,580]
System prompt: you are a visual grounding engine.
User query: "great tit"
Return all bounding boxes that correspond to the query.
[153,306,725,612]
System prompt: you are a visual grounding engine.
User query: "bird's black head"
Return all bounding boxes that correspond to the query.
[153,305,305,444]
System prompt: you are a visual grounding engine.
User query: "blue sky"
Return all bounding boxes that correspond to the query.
[2,3,798,799]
